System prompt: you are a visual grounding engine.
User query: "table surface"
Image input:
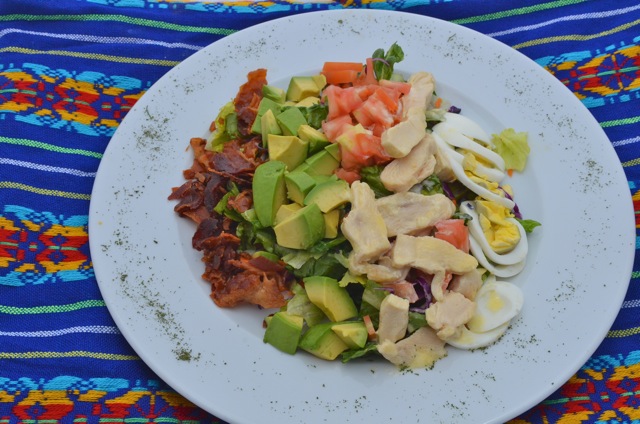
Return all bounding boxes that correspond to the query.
[1,1,638,423]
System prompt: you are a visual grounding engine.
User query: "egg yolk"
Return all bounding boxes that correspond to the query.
[475,200,521,254]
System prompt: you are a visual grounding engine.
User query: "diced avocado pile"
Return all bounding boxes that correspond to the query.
[263,276,370,360]
[252,74,350,251]
[251,75,376,360]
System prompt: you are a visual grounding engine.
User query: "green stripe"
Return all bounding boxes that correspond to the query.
[0,136,103,158]
[0,14,235,36]
[632,271,640,279]
[0,181,91,200]
[0,300,106,315]
[0,47,180,67]
[622,158,640,168]
[600,115,640,128]
[0,351,139,360]
[452,0,587,25]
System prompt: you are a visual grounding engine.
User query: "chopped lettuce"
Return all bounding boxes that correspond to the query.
[341,342,379,363]
[492,128,530,172]
[360,165,392,198]
[206,101,237,151]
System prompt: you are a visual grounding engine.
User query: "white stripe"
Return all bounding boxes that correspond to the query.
[0,157,97,177]
[612,136,640,148]
[486,4,640,38]
[0,28,202,51]
[0,325,120,338]
[622,299,640,309]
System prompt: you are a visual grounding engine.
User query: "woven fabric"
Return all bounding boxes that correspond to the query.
[0,0,638,422]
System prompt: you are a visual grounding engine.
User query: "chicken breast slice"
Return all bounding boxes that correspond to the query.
[381,72,435,159]
[376,192,455,237]
[377,326,447,369]
[380,133,437,193]
[449,269,484,301]
[391,234,478,274]
[433,144,456,183]
[341,181,390,263]
[376,294,410,343]
[426,290,476,340]
[348,252,409,283]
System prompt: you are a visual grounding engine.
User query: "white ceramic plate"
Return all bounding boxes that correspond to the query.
[89,10,634,424]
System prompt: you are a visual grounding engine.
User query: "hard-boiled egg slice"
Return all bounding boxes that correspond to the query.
[466,278,523,333]
[442,112,492,146]
[433,122,505,171]
[446,322,509,350]
[432,133,515,209]
[461,201,528,265]
[468,235,526,278]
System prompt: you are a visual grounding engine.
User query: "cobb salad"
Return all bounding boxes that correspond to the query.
[168,44,540,369]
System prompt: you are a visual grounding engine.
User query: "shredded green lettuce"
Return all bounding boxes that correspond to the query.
[206,101,236,151]
[492,128,530,172]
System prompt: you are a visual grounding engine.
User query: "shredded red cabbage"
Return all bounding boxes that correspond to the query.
[501,188,522,219]
[409,276,433,313]
[441,181,456,201]
[448,105,462,114]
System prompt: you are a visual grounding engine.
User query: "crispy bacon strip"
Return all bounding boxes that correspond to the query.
[168,69,293,309]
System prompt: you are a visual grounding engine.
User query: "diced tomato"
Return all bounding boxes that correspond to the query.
[352,106,374,127]
[354,57,378,86]
[361,95,395,127]
[334,167,361,184]
[323,70,360,85]
[373,86,401,114]
[379,79,412,95]
[353,84,378,100]
[322,61,364,73]
[322,114,353,141]
[340,132,391,171]
[323,85,363,120]
[434,219,470,253]
[390,281,419,303]
[363,315,377,341]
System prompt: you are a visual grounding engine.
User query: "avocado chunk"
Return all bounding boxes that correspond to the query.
[274,202,302,225]
[263,311,304,355]
[286,75,325,102]
[273,203,325,250]
[304,276,358,322]
[262,84,286,103]
[296,96,321,108]
[304,179,350,213]
[260,109,282,145]
[276,107,307,136]
[324,142,341,162]
[251,97,283,135]
[304,150,340,177]
[331,321,368,349]
[286,283,326,327]
[323,209,340,239]
[284,171,317,205]
[267,134,308,170]
[298,322,349,360]
[298,124,330,155]
[253,161,287,227]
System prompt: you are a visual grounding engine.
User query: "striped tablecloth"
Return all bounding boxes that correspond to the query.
[1,1,638,422]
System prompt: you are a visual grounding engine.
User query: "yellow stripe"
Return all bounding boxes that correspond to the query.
[0,351,140,360]
[0,47,180,67]
[512,18,640,49]
[0,181,91,200]
[607,326,640,338]
[621,158,640,168]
